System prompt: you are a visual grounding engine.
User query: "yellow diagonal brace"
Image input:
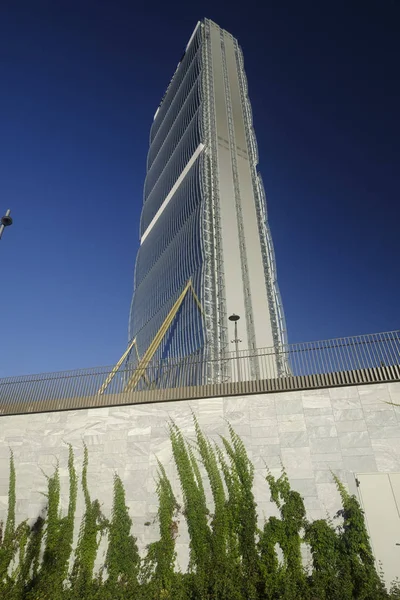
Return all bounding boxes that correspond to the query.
[189,280,204,315]
[99,279,204,396]
[97,337,137,395]
[133,338,151,387]
[124,280,193,392]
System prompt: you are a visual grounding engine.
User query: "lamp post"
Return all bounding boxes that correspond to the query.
[0,209,13,241]
[228,313,241,380]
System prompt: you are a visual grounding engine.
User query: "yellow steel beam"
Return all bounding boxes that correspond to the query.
[97,337,137,395]
[140,281,203,391]
[99,279,204,396]
[188,280,204,315]
[133,338,151,387]
[124,280,192,392]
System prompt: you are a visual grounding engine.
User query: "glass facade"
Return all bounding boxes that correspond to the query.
[128,19,287,386]
[128,25,205,382]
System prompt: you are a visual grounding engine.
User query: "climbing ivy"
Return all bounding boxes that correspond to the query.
[194,417,242,600]
[265,468,308,598]
[0,451,30,600]
[0,419,398,599]
[0,450,17,586]
[103,473,140,598]
[28,444,77,600]
[16,514,44,597]
[333,474,389,599]
[141,459,179,599]
[169,421,211,598]
[69,444,107,600]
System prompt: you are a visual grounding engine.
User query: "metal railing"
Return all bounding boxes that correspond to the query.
[0,330,399,416]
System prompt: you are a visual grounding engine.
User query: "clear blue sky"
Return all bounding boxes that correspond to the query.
[0,0,399,377]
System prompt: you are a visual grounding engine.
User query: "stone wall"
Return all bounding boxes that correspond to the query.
[1,381,400,572]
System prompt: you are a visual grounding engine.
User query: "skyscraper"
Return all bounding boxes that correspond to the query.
[128,18,287,384]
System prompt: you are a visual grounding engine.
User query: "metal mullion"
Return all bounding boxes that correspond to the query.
[14,379,25,412]
[330,339,342,377]
[323,341,333,376]
[94,368,105,397]
[303,342,311,377]
[65,370,76,402]
[330,339,342,376]
[151,42,200,143]
[388,331,400,367]
[342,335,354,374]
[87,366,99,396]
[86,368,96,398]
[62,374,73,400]
[11,379,20,411]
[309,341,320,377]
[307,341,318,376]
[318,341,328,376]
[264,348,270,380]
[289,344,302,376]
[270,345,277,380]
[298,343,307,378]
[357,335,369,371]
[318,340,329,376]
[352,335,363,372]
[367,333,379,369]
[49,372,60,407]
[149,79,200,171]
[38,374,48,407]
[64,371,75,404]
[91,368,100,399]
[336,338,348,379]
[384,332,395,367]
[72,370,83,402]
[81,368,90,397]
[356,335,368,372]
[288,345,295,378]
[378,332,391,370]
[362,334,375,371]
[258,350,265,380]
[296,343,304,376]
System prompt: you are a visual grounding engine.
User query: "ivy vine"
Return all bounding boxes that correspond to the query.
[0,419,398,599]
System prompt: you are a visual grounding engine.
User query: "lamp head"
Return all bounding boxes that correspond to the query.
[228,314,240,322]
[1,215,12,227]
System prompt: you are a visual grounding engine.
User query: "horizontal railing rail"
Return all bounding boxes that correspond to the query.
[0,330,399,416]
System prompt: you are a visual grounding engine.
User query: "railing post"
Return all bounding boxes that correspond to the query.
[0,331,400,414]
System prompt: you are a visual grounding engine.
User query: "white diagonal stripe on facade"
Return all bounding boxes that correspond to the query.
[140,143,204,244]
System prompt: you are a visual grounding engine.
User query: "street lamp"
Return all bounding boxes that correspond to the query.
[0,209,13,241]
[228,313,241,380]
